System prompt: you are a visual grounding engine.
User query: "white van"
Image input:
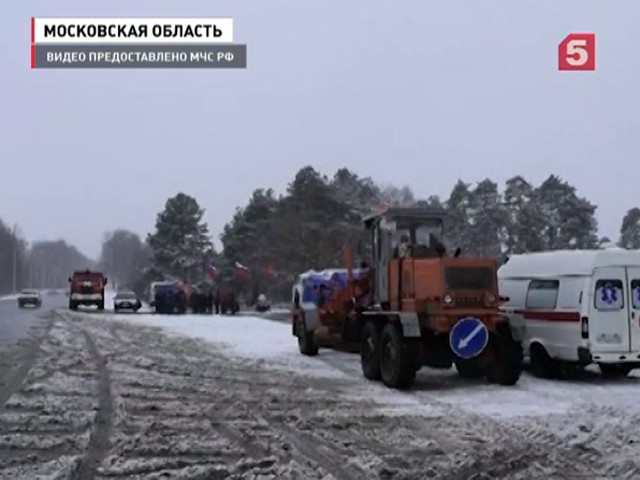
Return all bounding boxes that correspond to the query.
[498,248,640,378]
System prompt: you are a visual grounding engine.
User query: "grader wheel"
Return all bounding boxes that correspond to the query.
[360,321,381,380]
[379,323,418,390]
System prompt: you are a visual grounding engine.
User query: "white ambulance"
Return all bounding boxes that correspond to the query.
[498,248,640,378]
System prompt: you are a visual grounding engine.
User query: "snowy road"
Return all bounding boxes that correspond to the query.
[0,293,62,349]
[0,293,64,414]
[1,309,640,479]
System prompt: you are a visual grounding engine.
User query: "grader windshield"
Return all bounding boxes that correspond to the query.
[391,217,444,256]
[367,208,447,260]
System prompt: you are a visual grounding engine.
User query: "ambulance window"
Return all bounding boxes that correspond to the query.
[594,279,624,310]
[630,279,640,309]
[525,280,559,309]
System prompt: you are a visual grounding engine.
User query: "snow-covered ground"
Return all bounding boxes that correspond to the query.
[2,306,640,478]
[105,310,640,417]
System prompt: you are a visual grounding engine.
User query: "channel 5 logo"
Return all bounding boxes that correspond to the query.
[558,32,596,71]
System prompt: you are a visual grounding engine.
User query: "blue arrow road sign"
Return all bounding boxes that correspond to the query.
[449,316,489,359]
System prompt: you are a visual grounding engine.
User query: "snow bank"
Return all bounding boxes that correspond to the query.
[0,294,18,302]
[263,307,290,315]
[109,313,346,379]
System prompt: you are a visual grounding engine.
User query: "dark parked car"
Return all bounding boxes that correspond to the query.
[113,290,142,313]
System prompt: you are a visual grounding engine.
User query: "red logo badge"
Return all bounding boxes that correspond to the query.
[558,32,596,71]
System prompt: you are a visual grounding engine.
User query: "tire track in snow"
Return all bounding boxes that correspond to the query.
[77,317,341,478]
[71,327,114,480]
[266,416,371,480]
[7,310,620,479]
[263,313,637,476]
[0,314,53,411]
[0,315,100,478]
[100,316,387,478]
[202,386,374,478]
[314,351,606,478]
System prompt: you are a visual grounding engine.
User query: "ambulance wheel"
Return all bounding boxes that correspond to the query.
[455,359,485,379]
[530,343,559,379]
[379,323,417,390]
[297,314,318,356]
[360,321,381,380]
[599,363,633,378]
[486,327,523,386]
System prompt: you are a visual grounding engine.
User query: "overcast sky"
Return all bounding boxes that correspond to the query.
[1,1,639,259]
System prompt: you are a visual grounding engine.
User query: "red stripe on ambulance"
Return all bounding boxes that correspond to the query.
[513,310,580,322]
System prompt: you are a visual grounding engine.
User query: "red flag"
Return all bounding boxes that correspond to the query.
[204,263,219,278]
[266,263,276,278]
[234,261,250,278]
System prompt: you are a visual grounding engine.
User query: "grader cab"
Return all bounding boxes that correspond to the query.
[293,207,523,390]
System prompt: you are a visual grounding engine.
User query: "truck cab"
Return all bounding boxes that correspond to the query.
[365,208,501,317]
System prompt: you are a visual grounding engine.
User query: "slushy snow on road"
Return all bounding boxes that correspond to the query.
[0,305,639,478]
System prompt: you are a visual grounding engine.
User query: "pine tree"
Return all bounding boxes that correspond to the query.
[445,180,475,254]
[284,166,353,268]
[534,175,598,250]
[503,176,546,253]
[619,207,640,249]
[147,193,213,282]
[331,168,381,215]
[470,179,506,256]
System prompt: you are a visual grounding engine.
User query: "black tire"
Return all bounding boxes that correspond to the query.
[486,327,523,386]
[529,343,559,379]
[379,323,417,390]
[69,301,78,310]
[360,321,381,380]
[599,363,633,378]
[297,314,318,356]
[455,359,485,379]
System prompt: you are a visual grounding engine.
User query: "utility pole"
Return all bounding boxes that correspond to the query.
[12,223,18,294]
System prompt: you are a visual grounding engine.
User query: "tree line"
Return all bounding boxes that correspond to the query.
[2,167,639,299]
[215,168,640,299]
[102,167,639,301]
[0,219,95,296]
